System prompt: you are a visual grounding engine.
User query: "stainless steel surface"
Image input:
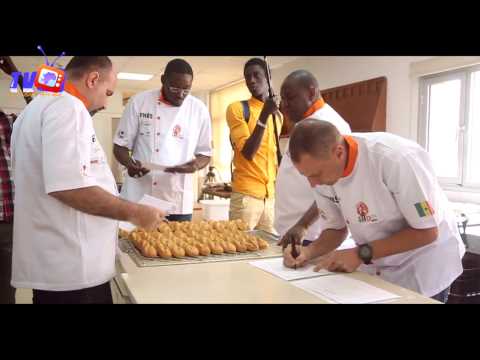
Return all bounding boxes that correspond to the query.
[119,230,282,267]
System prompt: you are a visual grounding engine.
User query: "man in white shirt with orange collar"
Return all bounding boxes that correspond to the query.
[284,120,465,302]
[11,56,165,304]
[113,59,212,222]
[275,70,351,246]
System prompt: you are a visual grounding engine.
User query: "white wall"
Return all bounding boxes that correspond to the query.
[0,78,31,113]
[0,77,125,170]
[268,56,480,204]
[90,92,124,168]
[270,56,431,141]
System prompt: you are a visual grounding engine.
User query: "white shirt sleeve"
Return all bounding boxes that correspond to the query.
[42,98,98,194]
[194,106,213,156]
[384,150,440,229]
[313,186,347,230]
[113,96,138,150]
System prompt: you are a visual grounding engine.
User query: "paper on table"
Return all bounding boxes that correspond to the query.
[138,194,176,214]
[249,257,334,281]
[292,274,401,304]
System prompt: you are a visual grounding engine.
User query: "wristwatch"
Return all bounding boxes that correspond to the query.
[357,244,373,265]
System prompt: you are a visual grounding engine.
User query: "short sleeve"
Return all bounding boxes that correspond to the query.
[113,96,138,149]
[226,102,250,152]
[42,98,98,194]
[384,150,440,229]
[194,105,213,156]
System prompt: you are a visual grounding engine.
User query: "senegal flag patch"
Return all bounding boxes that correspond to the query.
[414,201,435,217]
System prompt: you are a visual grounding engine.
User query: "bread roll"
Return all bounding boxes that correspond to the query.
[184,244,200,257]
[257,238,269,250]
[171,245,186,258]
[233,239,247,253]
[221,240,237,254]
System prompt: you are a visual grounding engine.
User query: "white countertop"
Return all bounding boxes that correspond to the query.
[116,251,440,304]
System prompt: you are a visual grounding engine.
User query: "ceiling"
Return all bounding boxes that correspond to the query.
[1,56,300,94]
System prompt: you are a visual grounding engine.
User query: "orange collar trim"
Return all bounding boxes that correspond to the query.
[303,98,325,118]
[64,82,89,108]
[342,135,358,177]
[158,88,173,106]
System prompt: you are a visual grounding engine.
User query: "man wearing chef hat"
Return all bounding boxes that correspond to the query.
[113,59,212,221]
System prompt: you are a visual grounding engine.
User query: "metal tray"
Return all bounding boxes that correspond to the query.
[119,230,283,267]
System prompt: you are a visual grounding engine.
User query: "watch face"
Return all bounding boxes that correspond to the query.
[360,245,372,259]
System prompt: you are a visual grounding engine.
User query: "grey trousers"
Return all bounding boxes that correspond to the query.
[0,222,15,304]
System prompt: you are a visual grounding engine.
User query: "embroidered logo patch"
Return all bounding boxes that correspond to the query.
[356,201,378,224]
[414,201,435,217]
[173,124,183,139]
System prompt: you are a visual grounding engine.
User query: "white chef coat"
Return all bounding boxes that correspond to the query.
[114,89,212,214]
[312,133,465,296]
[274,102,351,240]
[11,90,118,291]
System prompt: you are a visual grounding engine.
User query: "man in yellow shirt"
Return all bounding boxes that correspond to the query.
[226,58,282,233]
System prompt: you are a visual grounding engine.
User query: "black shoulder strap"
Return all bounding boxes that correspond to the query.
[241,100,250,124]
[272,113,282,165]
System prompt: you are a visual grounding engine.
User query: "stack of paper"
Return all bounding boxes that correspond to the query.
[138,194,176,214]
[292,275,401,304]
[118,195,176,232]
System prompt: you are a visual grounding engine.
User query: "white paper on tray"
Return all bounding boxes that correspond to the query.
[249,257,334,281]
[292,274,401,304]
[138,194,176,214]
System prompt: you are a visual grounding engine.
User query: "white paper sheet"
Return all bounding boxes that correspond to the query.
[119,221,136,232]
[249,257,334,281]
[138,194,176,214]
[143,162,168,172]
[292,275,401,304]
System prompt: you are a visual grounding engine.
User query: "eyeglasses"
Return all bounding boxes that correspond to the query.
[167,85,191,96]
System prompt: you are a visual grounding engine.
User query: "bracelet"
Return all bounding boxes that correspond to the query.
[257,121,267,129]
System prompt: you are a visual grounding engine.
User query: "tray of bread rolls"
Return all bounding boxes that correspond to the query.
[118,219,283,267]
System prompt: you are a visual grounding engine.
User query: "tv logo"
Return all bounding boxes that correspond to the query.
[9,46,66,94]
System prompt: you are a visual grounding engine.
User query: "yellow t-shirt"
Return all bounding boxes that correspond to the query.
[226,97,283,199]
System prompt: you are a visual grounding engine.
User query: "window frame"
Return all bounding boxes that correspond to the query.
[419,65,480,191]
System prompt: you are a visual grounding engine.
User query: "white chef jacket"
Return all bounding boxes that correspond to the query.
[11,90,118,291]
[114,89,212,214]
[312,133,465,296]
[274,102,351,240]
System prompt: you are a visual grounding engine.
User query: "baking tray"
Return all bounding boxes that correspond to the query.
[119,230,283,267]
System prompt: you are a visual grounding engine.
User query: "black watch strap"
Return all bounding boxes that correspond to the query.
[358,244,373,265]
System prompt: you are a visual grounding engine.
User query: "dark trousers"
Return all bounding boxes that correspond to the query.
[431,287,450,304]
[0,222,15,304]
[166,214,192,222]
[32,282,113,304]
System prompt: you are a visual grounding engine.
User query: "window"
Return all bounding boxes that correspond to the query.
[209,81,250,182]
[419,65,480,189]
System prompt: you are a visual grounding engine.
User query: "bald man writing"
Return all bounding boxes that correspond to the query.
[284,120,464,302]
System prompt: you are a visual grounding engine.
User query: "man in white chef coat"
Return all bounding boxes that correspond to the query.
[113,59,212,222]
[11,56,165,304]
[284,119,465,303]
[275,70,351,246]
